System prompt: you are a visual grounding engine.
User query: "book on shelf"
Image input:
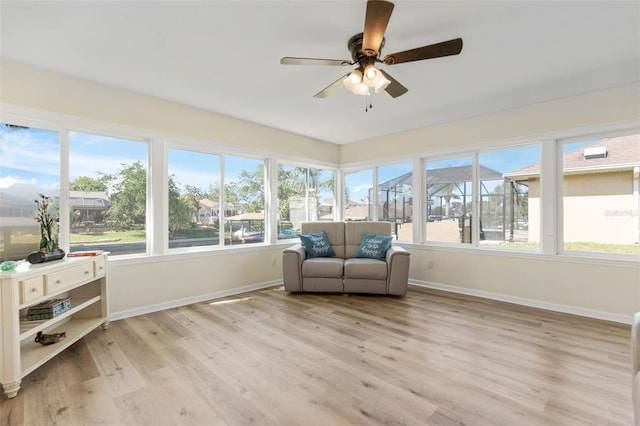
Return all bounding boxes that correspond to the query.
[67,250,103,257]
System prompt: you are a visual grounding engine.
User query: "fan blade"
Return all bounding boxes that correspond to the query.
[362,0,394,56]
[379,69,408,98]
[383,38,463,65]
[314,73,350,98]
[281,57,352,66]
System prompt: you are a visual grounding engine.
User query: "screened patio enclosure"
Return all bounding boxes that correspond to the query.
[374,165,530,243]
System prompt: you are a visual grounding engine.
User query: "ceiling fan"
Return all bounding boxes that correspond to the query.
[280,0,463,99]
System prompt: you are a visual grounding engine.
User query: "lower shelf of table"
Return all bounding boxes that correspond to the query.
[20,316,108,378]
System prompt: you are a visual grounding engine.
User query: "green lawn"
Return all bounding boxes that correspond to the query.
[69,227,220,244]
[495,240,640,255]
[70,230,146,244]
[564,241,640,255]
[34,230,640,255]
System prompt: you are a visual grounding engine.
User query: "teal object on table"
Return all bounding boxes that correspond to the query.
[0,261,18,271]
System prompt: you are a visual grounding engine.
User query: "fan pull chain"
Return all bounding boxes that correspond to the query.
[365,89,373,112]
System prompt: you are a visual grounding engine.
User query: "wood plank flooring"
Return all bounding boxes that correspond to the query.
[1,286,633,425]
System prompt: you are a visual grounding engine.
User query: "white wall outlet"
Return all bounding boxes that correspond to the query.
[427,259,433,269]
[272,257,277,267]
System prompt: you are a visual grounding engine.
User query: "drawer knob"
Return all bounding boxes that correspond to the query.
[31,287,37,293]
[56,280,62,284]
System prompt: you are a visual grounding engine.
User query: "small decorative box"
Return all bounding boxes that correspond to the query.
[26,298,71,320]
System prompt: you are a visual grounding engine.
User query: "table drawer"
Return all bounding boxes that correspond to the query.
[94,256,106,278]
[45,263,94,294]
[20,276,44,304]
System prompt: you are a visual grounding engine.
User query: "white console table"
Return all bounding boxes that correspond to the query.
[0,253,109,398]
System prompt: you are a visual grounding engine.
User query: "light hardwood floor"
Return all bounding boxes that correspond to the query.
[1,286,633,425]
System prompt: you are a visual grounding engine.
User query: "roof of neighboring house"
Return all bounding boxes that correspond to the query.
[506,134,640,178]
[199,198,217,209]
[67,191,111,209]
[225,212,264,222]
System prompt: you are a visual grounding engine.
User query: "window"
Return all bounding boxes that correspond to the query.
[561,133,640,255]
[378,162,412,241]
[168,148,221,249]
[344,169,373,221]
[0,124,60,261]
[425,157,473,243]
[480,145,540,249]
[224,155,265,245]
[69,131,148,256]
[277,164,334,238]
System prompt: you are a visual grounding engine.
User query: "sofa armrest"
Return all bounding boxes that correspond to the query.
[283,244,306,292]
[632,312,640,425]
[386,245,410,296]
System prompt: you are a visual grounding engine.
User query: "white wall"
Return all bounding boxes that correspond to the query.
[408,248,639,323]
[340,83,640,162]
[108,246,286,319]
[0,60,339,164]
[2,60,639,323]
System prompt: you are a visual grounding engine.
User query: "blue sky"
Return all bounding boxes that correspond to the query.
[1,124,557,203]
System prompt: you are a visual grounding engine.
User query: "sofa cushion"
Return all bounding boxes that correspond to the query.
[302,257,344,278]
[354,232,393,259]
[301,222,345,258]
[299,231,336,258]
[344,258,387,280]
[345,222,392,258]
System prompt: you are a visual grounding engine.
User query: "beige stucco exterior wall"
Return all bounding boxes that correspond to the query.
[526,171,638,244]
[564,171,638,244]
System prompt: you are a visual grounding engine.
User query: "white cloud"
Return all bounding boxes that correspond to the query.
[0,175,36,189]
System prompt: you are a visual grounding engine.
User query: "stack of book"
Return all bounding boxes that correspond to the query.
[26,298,71,320]
[67,250,103,257]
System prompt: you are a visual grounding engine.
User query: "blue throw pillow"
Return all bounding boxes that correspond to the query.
[355,232,393,259]
[299,231,336,258]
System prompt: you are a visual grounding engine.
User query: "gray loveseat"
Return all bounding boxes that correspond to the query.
[282,221,410,296]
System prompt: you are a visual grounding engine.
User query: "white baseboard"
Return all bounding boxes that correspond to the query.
[109,280,282,321]
[409,279,632,325]
[110,278,632,325]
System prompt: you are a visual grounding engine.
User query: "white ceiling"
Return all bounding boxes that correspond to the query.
[1,1,639,145]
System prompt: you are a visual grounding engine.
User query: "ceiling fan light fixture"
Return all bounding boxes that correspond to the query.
[363,64,378,84]
[343,69,370,95]
[356,83,370,96]
[373,72,391,93]
[348,68,363,85]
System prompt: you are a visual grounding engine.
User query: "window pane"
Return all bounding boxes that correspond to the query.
[225,155,265,244]
[425,157,473,243]
[168,148,221,249]
[344,169,373,221]
[562,133,640,255]
[378,162,412,241]
[480,145,540,249]
[278,165,334,239]
[69,131,147,256]
[0,124,60,261]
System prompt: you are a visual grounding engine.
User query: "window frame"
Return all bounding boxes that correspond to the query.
[1,104,638,265]
[275,160,337,239]
[557,128,640,260]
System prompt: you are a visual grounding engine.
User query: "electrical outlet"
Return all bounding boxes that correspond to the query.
[272,257,277,267]
[427,259,433,269]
